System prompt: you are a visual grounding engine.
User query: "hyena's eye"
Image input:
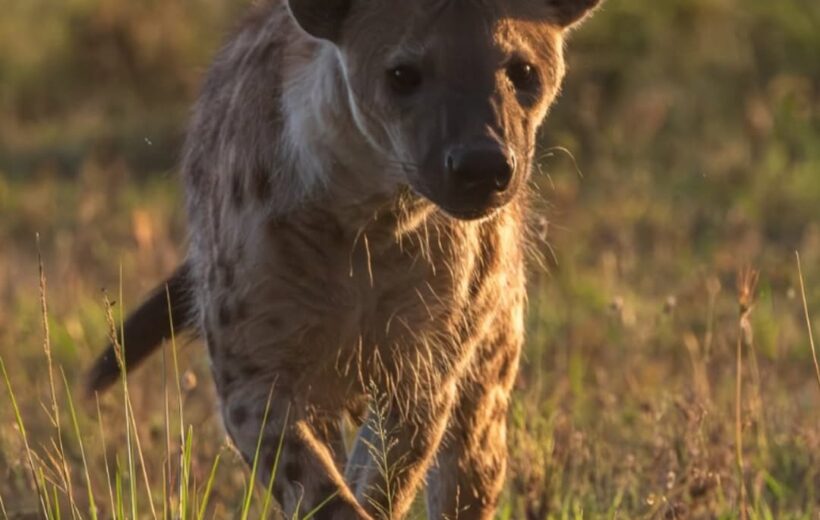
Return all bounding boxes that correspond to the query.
[386,65,423,96]
[506,61,540,94]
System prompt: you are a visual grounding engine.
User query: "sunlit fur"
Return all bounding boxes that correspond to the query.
[174,0,601,518]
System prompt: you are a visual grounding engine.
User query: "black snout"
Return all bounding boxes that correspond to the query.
[445,144,514,194]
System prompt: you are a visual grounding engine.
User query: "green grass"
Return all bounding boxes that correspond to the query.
[1,157,818,520]
[0,256,296,519]
[1,0,820,518]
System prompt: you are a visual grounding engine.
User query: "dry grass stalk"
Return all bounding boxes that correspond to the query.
[36,235,80,517]
[796,252,820,393]
[735,267,759,520]
[103,290,159,520]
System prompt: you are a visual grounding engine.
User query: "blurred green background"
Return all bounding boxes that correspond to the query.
[1,0,819,518]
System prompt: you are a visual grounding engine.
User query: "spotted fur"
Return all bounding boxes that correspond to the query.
[88,0,601,518]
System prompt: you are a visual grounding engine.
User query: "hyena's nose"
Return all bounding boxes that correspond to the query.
[445,144,514,194]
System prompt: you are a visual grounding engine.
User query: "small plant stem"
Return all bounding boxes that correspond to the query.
[734,331,747,520]
[796,252,820,393]
[1,357,49,518]
[0,489,8,519]
[166,284,187,518]
[37,235,78,518]
[61,368,98,520]
[734,267,757,520]
[162,288,173,519]
[96,395,117,519]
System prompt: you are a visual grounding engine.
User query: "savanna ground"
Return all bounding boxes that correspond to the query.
[1,0,819,518]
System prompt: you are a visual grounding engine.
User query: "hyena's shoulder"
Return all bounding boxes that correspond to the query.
[181,0,313,211]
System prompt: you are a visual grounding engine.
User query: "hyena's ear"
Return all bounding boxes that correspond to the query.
[546,0,602,28]
[287,0,353,42]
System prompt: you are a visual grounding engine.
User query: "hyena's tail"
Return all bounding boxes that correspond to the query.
[86,261,197,396]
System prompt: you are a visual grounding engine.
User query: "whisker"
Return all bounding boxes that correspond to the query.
[535,145,584,179]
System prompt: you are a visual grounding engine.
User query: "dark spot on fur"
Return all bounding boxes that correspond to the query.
[289,440,304,456]
[239,362,261,378]
[290,225,332,263]
[218,301,232,327]
[222,263,235,287]
[498,354,515,382]
[266,217,283,237]
[479,425,496,448]
[229,405,248,426]
[254,162,272,201]
[469,275,485,300]
[209,184,222,236]
[186,158,209,197]
[266,316,282,330]
[318,482,338,499]
[284,461,301,482]
[272,482,286,505]
[220,368,236,388]
[231,175,245,207]
[235,300,249,321]
[312,491,345,520]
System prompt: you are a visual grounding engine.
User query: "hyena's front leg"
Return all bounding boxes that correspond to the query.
[346,382,457,519]
[218,376,371,519]
[426,338,522,520]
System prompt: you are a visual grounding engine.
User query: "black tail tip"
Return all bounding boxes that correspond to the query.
[84,349,120,399]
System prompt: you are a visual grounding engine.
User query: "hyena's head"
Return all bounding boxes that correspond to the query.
[288,0,600,220]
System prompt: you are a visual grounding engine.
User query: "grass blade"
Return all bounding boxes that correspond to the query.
[300,489,340,520]
[95,395,117,520]
[181,425,194,519]
[1,357,48,517]
[240,385,276,520]
[165,284,187,520]
[118,265,140,520]
[36,235,79,520]
[260,404,290,519]
[125,392,159,519]
[796,252,820,393]
[196,452,222,520]
[61,369,98,520]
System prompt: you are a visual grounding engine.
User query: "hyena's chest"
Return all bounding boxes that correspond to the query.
[203,206,473,376]
[268,216,466,351]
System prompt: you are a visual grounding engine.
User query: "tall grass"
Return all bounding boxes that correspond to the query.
[0,254,308,520]
[2,0,820,516]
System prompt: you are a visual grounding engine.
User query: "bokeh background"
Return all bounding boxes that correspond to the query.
[1,0,819,518]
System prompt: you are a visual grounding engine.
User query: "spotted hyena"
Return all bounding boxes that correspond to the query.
[88,0,602,518]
